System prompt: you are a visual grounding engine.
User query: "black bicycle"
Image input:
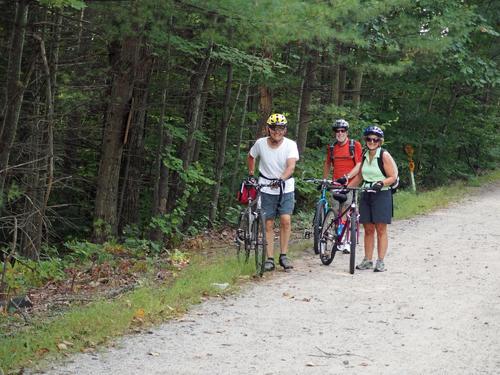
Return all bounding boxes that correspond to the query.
[235,182,273,276]
[319,185,372,274]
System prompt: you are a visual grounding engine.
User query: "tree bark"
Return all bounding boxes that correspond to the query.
[165,47,213,215]
[118,47,154,232]
[257,49,273,137]
[209,63,233,223]
[352,69,363,109]
[296,49,319,155]
[331,43,341,105]
[150,88,171,242]
[0,0,29,203]
[296,61,306,139]
[338,67,347,106]
[230,69,253,198]
[93,36,140,242]
[182,45,213,169]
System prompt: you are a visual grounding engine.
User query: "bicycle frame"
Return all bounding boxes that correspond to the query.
[235,182,274,276]
[317,185,330,220]
[327,188,360,245]
[318,185,374,273]
[303,178,331,243]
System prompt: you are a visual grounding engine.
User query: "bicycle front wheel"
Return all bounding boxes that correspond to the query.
[349,214,357,274]
[253,212,267,276]
[319,209,337,265]
[313,201,326,255]
[236,210,251,263]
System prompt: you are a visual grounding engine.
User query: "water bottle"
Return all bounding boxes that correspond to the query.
[337,223,344,236]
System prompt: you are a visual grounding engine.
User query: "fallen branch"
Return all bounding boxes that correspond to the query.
[310,346,372,361]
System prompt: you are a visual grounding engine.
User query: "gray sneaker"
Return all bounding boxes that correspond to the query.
[374,259,385,272]
[263,259,275,272]
[356,259,373,270]
[279,255,293,270]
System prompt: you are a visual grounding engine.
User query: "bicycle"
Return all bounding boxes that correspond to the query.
[319,185,373,274]
[235,181,273,277]
[303,178,331,255]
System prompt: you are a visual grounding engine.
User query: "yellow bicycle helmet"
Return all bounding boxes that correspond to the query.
[266,113,287,127]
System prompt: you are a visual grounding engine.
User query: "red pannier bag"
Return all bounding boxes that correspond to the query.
[237,181,257,204]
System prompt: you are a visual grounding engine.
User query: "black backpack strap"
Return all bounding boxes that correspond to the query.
[329,142,336,163]
[378,148,387,177]
[349,139,355,158]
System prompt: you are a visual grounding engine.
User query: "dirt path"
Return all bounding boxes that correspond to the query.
[41,183,500,374]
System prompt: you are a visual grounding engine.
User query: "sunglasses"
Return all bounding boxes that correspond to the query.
[334,129,347,133]
[365,137,381,143]
[268,125,287,131]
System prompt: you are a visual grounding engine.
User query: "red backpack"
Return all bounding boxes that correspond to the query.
[237,181,257,204]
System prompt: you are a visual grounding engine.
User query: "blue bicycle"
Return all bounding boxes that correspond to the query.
[304,178,331,255]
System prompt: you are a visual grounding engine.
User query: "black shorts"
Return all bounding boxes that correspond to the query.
[359,190,393,224]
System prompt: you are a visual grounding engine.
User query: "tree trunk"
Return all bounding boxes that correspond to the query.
[209,63,233,223]
[257,86,272,138]
[93,36,140,242]
[118,48,154,232]
[331,44,341,105]
[297,49,319,155]
[0,0,29,202]
[230,69,253,197]
[150,88,172,242]
[257,49,273,137]
[182,45,213,169]
[296,61,306,139]
[30,29,57,257]
[338,66,347,106]
[165,47,213,215]
[352,69,363,109]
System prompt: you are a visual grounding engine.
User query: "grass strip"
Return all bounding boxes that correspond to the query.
[394,170,500,220]
[0,254,255,373]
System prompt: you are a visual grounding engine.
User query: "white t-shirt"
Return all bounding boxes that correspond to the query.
[249,137,300,195]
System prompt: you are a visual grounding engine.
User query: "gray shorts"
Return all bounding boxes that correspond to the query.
[261,192,295,219]
[330,189,353,217]
[359,190,393,224]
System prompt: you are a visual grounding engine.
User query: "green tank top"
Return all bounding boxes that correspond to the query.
[362,148,389,191]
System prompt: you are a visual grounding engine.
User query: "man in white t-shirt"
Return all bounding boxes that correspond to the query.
[247,113,300,271]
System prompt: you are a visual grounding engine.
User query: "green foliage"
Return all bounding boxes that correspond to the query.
[6,182,23,203]
[37,0,85,9]
[122,237,162,256]
[2,258,66,294]
[64,240,113,263]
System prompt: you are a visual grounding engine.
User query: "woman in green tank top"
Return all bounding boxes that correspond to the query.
[356,126,398,273]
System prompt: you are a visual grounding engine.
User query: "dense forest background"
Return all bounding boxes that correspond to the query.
[0,0,498,260]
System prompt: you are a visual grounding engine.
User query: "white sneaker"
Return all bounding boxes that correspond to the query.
[337,242,350,254]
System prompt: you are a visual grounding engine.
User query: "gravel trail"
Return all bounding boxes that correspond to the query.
[42,183,500,374]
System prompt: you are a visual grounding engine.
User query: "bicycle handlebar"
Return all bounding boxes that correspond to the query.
[243,181,276,189]
[302,178,378,193]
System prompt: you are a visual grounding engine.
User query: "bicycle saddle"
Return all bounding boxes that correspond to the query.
[332,192,347,203]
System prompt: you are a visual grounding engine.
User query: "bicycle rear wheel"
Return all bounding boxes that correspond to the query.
[253,212,267,276]
[236,210,251,263]
[313,201,326,255]
[319,209,338,265]
[349,214,357,274]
